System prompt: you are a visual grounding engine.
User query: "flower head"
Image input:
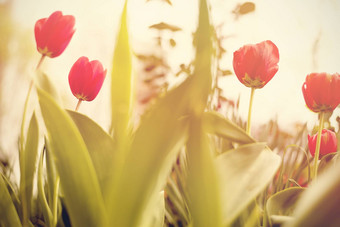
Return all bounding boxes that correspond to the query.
[302,72,340,113]
[233,40,279,89]
[35,11,75,58]
[308,129,337,159]
[68,57,107,101]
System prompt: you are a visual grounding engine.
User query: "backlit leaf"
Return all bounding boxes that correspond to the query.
[285,162,340,227]
[216,143,281,225]
[37,88,107,227]
[19,112,39,222]
[0,173,21,227]
[111,0,133,163]
[67,110,115,193]
[203,111,255,144]
[266,187,305,226]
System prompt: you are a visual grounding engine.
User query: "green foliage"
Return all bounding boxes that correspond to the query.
[216,143,281,225]
[266,187,305,226]
[19,113,39,224]
[0,173,22,227]
[37,88,108,227]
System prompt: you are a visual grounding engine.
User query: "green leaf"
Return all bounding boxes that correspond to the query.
[286,162,340,227]
[186,117,224,227]
[266,187,305,226]
[216,143,281,225]
[67,110,115,193]
[37,88,107,227]
[0,173,22,227]
[34,70,61,104]
[185,1,223,226]
[37,152,53,227]
[110,0,133,158]
[20,112,39,220]
[203,111,255,144]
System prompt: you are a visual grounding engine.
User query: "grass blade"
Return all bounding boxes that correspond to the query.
[0,173,22,227]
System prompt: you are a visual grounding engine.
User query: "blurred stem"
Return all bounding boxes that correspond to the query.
[312,111,325,181]
[20,55,46,227]
[246,87,255,135]
[36,55,46,70]
[75,99,82,111]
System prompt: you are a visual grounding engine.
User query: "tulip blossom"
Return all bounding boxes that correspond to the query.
[233,40,279,89]
[302,72,340,113]
[308,129,337,159]
[69,57,107,102]
[34,11,75,58]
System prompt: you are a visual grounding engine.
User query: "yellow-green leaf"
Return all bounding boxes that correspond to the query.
[20,112,39,220]
[266,187,305,226]
[67,110,115,193]
[37,88,107,227]
[203,111,255,144]
[286,162,340,227]
[110,0,133,160]
[107,73,191,227]
[0,173,21,227]
[216,143,281,225]
[186,117,223,227]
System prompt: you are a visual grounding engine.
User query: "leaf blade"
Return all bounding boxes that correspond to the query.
[37,88,107,227]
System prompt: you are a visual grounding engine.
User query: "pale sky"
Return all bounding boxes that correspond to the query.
[2,0,340,158]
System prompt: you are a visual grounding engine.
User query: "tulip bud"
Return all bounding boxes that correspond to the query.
[68,57,106,101]
[302,73,340,113]
[233,40,279,89]
[34,11,75,58]
[308,129,337,159]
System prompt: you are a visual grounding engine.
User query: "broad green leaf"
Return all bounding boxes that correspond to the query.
[185,0,223,226]
[107,72,192,226]
[0,173,22,227]
[266,187,305,226]
[37,88,107,227]
[203,111,255,144]
[110,0,133,159]
[141,191,165,227]
[186,117,223,227]
[67,110,115,192]
[285,162,340,227]
[216,143,281,225]
[20,112,39,220]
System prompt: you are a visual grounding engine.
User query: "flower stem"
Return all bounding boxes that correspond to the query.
[75,99,82,111]
[246,87,255,135]
[312,111,325,181]
[20,54,46,227]
[36,55,46,71]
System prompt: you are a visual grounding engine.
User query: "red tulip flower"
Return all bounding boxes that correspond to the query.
[69,57,107,102]
[302,72,340,113]
[233,40,279,89]
[35,11,75,58]
[308,129,337,159]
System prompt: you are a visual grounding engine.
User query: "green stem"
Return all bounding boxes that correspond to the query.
[312,111,325,181]
[75,99,82,111]
[20,55,45,227]
[246,87,255,135]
